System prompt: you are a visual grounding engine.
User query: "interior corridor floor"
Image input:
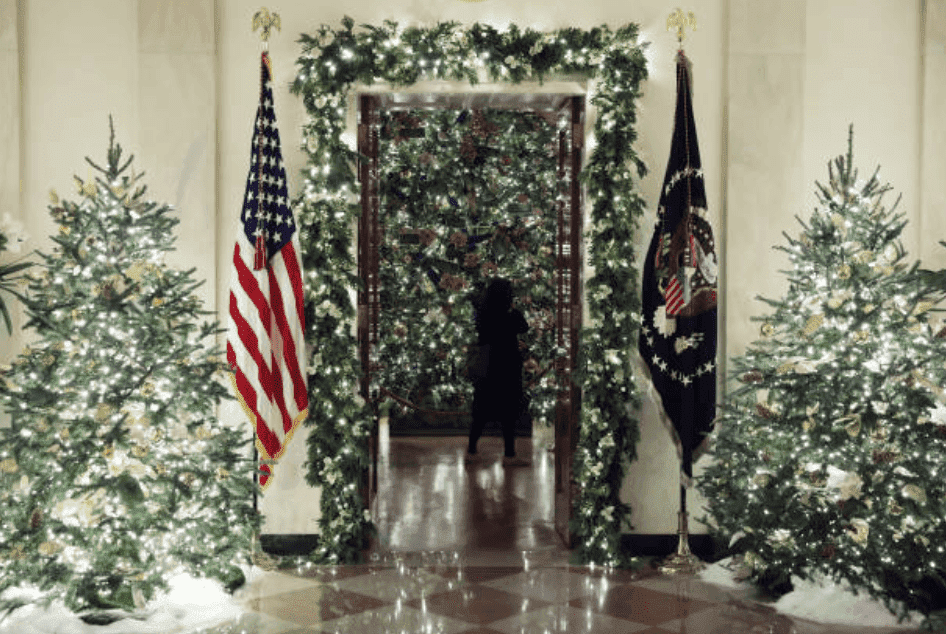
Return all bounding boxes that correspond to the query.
[203,429,925,633]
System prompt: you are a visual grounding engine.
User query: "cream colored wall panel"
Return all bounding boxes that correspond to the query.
[21,0,139,254]
[259,425,322,534]
[725,52,805,359]
[138,51,216,310]
[803,0,921,257]
[0,0,16,49]
[139,0,213,53]
[0,0,18,232]
[0,0,19,415]
[729,0,805,54]
[921,0,946,268]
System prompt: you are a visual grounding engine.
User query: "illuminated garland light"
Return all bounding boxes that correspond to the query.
[291,17,648,567]
[0,120,260,619]
[697,129,946,631]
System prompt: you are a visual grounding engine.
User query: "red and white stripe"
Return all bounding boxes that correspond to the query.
[227,232,307,488]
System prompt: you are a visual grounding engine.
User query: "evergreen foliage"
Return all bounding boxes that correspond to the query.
[0,120,260,619]
[698,128,946,629]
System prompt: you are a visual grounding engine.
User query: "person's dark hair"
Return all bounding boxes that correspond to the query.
[483,278,513,316]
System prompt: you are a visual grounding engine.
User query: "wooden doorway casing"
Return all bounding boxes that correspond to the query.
[356,93,584,549]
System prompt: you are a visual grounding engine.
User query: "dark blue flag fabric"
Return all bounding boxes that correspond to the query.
[639,51,718,478]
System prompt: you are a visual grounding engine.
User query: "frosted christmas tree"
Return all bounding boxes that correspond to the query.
[0,120,259,621]
[698,128,946,628]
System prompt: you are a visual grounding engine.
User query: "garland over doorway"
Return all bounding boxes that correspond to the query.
[291,16,648,566]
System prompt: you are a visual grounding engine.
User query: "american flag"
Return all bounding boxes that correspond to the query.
[227,51,308,490]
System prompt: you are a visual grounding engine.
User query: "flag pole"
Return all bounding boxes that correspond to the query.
[248,5,281,565]
[659,8,705,576]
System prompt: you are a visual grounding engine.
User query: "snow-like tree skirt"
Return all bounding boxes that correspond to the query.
[699,558,921,629]
[0,567,266,634]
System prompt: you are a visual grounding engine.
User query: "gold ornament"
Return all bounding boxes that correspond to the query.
[126,261,148,282]
[195,427,212,440]
[152,297,165,307]
[102,444,114,459]
[95,403,114,422]
[761,323,776,337]
[802,314,824,336]
[154,463,167,476]
[837,264,852,280]
[852,330,869,343]
[849,519,869,544]
[132,445,148,458]
[0,458,19,473]
[902,484,927,504]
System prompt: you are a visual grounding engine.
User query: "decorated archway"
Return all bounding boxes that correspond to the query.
[291,17,648,566]
[357,92,585,548]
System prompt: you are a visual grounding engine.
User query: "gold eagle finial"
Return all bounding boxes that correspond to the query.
[667,8,697,46]
[253,8,281,45]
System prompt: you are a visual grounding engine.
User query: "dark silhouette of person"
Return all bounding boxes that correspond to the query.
[467,278,530,466]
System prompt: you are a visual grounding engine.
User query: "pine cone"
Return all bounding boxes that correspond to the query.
[30,508,43,529]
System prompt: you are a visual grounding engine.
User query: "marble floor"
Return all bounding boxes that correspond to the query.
[202,431,923,634]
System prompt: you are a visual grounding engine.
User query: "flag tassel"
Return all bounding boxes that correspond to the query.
[254,235,267,270]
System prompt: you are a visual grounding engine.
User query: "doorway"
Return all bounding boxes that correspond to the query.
[357,92,584,549]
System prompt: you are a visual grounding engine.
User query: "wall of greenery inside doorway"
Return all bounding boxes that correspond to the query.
[290,17,648,566]
[377,106,560,436]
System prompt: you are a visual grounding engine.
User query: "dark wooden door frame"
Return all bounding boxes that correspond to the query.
[554,96,583,548]
[357,93,584,549]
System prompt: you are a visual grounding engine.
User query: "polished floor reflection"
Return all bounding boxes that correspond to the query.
[371,427,565,558]
[202,430,923,633]
[211,559,923,634]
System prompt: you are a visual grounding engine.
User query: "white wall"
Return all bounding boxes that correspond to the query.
[3,0,944,537]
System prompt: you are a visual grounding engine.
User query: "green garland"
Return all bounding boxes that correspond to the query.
[291,17,648,566]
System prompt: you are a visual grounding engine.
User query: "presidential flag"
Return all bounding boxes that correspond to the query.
[639,50,718,478]
[227,52,308,489]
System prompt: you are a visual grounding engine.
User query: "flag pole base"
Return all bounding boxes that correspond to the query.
[659,511,705,575]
